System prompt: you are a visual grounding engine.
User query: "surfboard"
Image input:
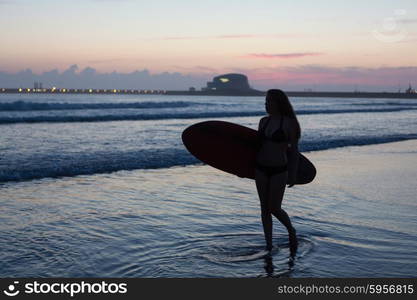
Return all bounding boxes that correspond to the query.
[182,120,316,185]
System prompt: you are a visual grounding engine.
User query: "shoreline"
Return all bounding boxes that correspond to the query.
[1,138,416,184]
[2,138,416,186]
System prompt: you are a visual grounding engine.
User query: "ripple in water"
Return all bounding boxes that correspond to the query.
[201,233,314,263]
[132,233,315,278]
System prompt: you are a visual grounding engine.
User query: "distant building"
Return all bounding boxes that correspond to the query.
[189,87,196,92]
[202,73,259,94]
[405,83,416,94]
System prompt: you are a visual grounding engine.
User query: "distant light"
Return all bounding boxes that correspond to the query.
[219,78,229,83]
[62,88,66,92]
[89,89,93,93]
[19,88,22,92]
[113,89,117,93]
[27,88,31,92]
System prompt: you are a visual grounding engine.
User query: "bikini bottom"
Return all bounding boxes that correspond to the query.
[255,163,288,177]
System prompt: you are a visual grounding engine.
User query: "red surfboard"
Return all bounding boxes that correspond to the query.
[182,120,316,185]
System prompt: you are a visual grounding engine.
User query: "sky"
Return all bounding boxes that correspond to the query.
[0,0,416,91]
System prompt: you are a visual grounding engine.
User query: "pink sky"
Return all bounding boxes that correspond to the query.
[0,0,416,91]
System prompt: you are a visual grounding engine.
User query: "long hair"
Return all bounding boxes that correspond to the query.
[266,89,301,139]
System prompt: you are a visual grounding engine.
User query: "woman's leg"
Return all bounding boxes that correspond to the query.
[255,168,273,250]
[267,171,289,227]
[268,171,298,255]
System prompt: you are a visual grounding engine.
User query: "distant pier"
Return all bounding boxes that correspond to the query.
[1,87,417,99]
[0,88,166,95]
[2,73,416,99]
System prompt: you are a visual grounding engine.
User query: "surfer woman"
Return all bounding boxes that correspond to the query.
[255,89,300,256]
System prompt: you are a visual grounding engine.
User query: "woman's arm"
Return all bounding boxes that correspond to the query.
[256,116,267,148]
[258,116,267,131]
[287,120,299,187]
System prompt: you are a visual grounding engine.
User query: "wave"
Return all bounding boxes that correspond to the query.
[1,134,416,183]
[0,107,416,124]
[350,102,417,107]
[0,111,264,124]
[0,100,202,111]
[300,134,417,151]
[2,100,416,113]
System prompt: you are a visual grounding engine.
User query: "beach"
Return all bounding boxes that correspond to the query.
[1,93,417,277]
[1,139,416,277]
[2,0,417,285]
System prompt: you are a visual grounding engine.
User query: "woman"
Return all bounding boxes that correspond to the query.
[255,89,300,256]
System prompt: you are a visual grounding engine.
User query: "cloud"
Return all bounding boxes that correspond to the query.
[0,0,15,4]
[238,65,417,91]
[214,34,259,39]
[159,36,201,41]
[246,52,324,59]
[170,65,219,74]
[158,35,257,41]
[0,65,207,90]
[86,58,128,64]
[1,64,416,92]
[150,33,303,41]
[398,18,417,24]
[90,0,132,2]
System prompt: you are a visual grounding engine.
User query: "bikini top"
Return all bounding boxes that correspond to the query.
[259,116,289,143]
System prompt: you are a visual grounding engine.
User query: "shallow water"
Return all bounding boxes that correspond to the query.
[1,94,416,277]
[1,94,417,182]
[1,141,416,277]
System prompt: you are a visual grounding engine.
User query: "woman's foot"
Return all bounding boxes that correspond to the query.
[288,227,298,257]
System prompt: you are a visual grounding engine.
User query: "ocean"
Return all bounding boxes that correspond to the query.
[0,93,416,277]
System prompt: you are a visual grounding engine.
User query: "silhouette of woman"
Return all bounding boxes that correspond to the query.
[255,89,300,256]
